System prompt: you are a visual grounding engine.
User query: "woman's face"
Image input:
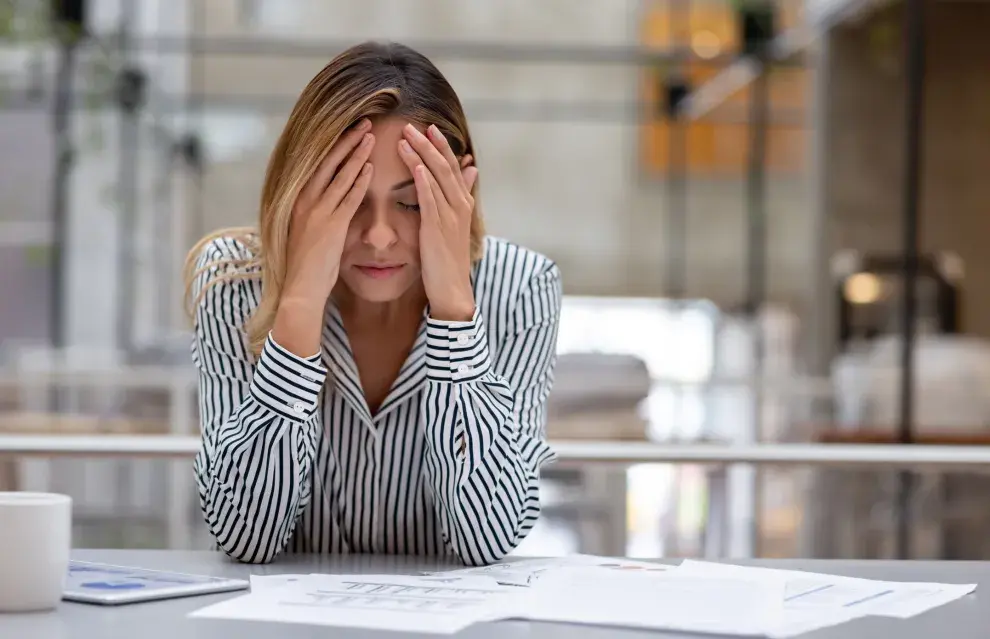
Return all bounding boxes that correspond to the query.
[338,116,424,304]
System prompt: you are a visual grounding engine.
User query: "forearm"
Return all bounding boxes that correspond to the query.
[197,415,317,563]
[421,311,554,565]
[196,335,326,563]
[271,297,327,359]
[423,382,544,565]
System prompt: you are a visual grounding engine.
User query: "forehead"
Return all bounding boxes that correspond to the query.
[366,116,424,188]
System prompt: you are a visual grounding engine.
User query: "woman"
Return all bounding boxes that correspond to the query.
[184,41,561,566]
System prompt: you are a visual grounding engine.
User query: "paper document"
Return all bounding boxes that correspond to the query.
[675,560,977,638]
[679,560,976,617]
[193,559,975,636]
[248,574,305,591]
[191,573,519,634]
[513,566,786,636]
[427,554,670,587]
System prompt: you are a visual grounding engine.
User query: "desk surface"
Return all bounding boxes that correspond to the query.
[1,550,985,638]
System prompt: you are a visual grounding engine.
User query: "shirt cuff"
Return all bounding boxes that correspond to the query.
[249,332,327,422]
[425,307,491,383]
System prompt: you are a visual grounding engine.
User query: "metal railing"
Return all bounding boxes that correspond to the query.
[2,363,989,470]
[3,435,990,469]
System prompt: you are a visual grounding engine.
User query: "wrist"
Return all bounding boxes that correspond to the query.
[272,297,326,358]
[429,299,475,323]
[278,294,327,315]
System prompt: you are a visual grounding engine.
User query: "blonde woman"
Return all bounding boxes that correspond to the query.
[185,42,561,565]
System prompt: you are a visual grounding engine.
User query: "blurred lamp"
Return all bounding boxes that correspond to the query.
[832,251,962,348]
[691,30,722,60]
[843,272,883,304]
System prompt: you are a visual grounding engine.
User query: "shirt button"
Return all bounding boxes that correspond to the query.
[457,365,470,374]
[456,334,470,344]
[291,401,307,414]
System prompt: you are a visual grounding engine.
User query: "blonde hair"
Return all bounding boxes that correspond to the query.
[183,41,485,357]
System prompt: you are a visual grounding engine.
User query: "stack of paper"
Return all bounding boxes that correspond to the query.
[673,560,977,638]
[425,554,671,587]
[189,555,976,637]
[191,573,519,635]
[521,566,785,636]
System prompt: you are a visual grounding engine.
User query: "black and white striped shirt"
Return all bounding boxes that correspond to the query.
[190,235,561,565]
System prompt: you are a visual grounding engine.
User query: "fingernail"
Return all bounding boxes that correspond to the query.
[399,140,412,154]
[362,133,373,147]
[362,163,372,175]
[428,125,441,139]
[358,119,372,130]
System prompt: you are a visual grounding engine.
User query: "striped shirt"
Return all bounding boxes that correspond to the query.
[190,235,561,565]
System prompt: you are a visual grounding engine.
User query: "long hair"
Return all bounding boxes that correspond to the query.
[183,41,485,357]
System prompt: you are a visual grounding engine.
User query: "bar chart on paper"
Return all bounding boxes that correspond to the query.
[290,579,504,613]
[191,574,517,634]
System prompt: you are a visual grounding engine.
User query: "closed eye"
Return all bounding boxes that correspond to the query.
[397,202,420,213]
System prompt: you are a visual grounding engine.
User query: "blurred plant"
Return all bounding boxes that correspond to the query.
[0,0,132,147]
[24,243,51,266]
[0,0,47,106]
[868,15,901,76]
[0,0,47,39]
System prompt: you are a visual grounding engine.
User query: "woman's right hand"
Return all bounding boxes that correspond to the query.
[272,119,375,357]
[282,118,375,305]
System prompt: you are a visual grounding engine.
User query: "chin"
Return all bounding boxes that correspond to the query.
[348,284,412,303]
[340,267,420,303]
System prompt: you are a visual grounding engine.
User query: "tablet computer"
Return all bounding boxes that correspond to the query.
[64,560,250,605]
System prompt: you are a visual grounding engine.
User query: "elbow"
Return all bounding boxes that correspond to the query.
[445,522,524,567]
[201,487,286,565]
[450,543,507,567]
[218,542,279,565]
[210,523,284,565]
[459,549,510,567]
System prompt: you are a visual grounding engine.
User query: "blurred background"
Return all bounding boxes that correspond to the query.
[2,0,989,561]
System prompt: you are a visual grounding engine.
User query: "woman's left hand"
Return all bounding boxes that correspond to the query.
[398,123,479,321]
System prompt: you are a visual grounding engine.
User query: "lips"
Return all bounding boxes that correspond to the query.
[355,264,405,280]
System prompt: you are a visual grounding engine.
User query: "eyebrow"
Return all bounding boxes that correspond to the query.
[391,178,415,191]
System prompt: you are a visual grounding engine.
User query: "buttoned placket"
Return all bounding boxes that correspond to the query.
[322,299,431,552]
[366,426,383,552]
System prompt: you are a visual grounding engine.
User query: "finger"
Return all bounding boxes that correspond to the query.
[322,132,375,212]
[300,118,371,205]
[397,138,425,175]
[335,163,373,222]
[426,124,462,182]
[459,154,474,170]
[462,166,479,194]
[413,165,440,226]
[422,167,451,225]
[403,124,462,204]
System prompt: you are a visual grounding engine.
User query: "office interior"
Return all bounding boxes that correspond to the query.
[1,0,988,561]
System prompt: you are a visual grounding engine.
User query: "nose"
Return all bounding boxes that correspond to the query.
[361,207,398,251]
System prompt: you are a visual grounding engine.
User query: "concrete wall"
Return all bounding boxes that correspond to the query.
[824,2,990,337]
[2,0,829,349]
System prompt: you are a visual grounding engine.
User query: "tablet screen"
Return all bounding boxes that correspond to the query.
[65,560,249,605]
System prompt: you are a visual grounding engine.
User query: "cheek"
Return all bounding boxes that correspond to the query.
[396,214,421,254]
[341,219,363,253]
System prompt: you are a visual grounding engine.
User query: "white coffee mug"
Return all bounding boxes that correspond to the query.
[0,492,72,612]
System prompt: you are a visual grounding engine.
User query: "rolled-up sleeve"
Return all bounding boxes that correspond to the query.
[191,238,326,564]
[421,262,561,566]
